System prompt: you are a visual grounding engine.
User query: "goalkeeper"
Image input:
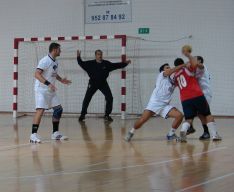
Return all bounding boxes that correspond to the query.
[77,49,131,122]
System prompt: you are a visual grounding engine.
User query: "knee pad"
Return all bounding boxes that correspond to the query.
[53,106,63,120]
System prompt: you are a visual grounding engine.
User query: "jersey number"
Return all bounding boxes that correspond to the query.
[177,75,187,89]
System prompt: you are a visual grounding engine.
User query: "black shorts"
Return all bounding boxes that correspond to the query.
[182,95,211,120]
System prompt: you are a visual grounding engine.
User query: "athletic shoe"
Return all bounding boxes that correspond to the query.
[212,134,222,141]
[186,126,196,135]
[30,133,41,143]
[104,115,113,122]
[79,115,85,122]
[179,131,187,143]
[51,131,68,140]
[167,133,179,141]
[199,132,210,140]
[125,131,134,142]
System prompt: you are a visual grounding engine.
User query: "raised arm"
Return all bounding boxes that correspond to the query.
[187,55,198,69]
[77,50,90,70]
[163,63,187,77]
[182,45,198,69]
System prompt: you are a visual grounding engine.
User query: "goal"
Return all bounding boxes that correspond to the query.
[13,35,143,119]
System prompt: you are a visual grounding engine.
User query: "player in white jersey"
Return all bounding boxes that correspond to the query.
[30,43,72,143]
[196,56,212,104]
[125,63,187,142]
[187,56,212,140]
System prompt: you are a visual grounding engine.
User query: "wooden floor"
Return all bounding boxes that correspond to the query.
[0,114,233,192]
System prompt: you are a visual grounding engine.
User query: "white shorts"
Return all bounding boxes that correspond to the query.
[145,101,174,119]
[35,89,61,109]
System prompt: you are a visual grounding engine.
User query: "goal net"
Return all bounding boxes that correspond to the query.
[13,35,143,119]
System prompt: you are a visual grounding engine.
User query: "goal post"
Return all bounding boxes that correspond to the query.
[13,35,142,119]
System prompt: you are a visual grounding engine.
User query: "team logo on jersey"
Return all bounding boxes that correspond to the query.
[53,65,58,70]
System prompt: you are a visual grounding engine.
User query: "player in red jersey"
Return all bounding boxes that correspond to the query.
[174,45,221,142]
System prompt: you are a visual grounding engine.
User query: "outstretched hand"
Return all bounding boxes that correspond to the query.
[125,60,131,64]
[77,50,81,57]
[61,77,72,85]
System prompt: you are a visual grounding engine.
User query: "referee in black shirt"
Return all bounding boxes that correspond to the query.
[77,49,131,122]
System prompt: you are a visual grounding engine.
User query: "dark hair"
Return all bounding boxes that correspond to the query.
[159,63,169,73]
[49,42,60,53]
[174,58,184,66]
[197,56,204,64]
[95,49,103,55]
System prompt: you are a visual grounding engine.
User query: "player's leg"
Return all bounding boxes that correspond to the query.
[134,110,155,129]
[196,95,221,141]
[198,94,211,139]
[30,91,47,143]
[188,95,211,137]
[197,114,210,140]
[125,110,155,142]
[180,119,194,142]
[99,81,114,121]
[79,81,98,121]
[165,107,184,140]
[30,108,45,143]
[205,115,221,141]
[180,98,197,142]
[32,108,45,128]
[187,123,196,135]
[51,105,68,140]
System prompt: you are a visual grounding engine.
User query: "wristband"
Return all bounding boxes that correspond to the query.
[44,80,51,86]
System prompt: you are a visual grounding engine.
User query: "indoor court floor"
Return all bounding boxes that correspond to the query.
[0,114,233,192]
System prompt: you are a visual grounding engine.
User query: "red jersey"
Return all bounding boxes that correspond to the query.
[174,66,203,101]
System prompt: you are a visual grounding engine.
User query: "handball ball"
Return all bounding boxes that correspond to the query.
[182,45,192,54]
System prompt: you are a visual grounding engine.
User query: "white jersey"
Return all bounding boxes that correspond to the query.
[145,72,175,118]
[150,72,175,104]
[34,55,58,91]
[195,65,212,97]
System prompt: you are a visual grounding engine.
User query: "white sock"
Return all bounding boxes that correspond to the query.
[181,122,190,132]
[130,128,135,134]
[207,122,217,136]
[168,128,176,136]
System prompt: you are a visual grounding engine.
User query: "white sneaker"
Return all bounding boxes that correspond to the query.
[30,133,41,143]
[51,131,68,140]
[212,134,222,141]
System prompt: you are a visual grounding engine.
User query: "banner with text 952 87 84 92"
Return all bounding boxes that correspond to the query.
[85,0,132,24]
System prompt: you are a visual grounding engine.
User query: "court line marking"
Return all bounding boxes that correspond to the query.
[0,146,226,181]
[0,141,52,151]
[176,172,234,192]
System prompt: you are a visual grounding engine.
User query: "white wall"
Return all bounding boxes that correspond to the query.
[1,0,234,115]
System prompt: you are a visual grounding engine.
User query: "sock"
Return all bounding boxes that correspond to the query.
[130,128,135,134]
[202,124,209,134]
[181,122,190,132]
[168,128,176,136]
[32,124,39,134]
[207,122,217,136]
[53,121,59,133]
